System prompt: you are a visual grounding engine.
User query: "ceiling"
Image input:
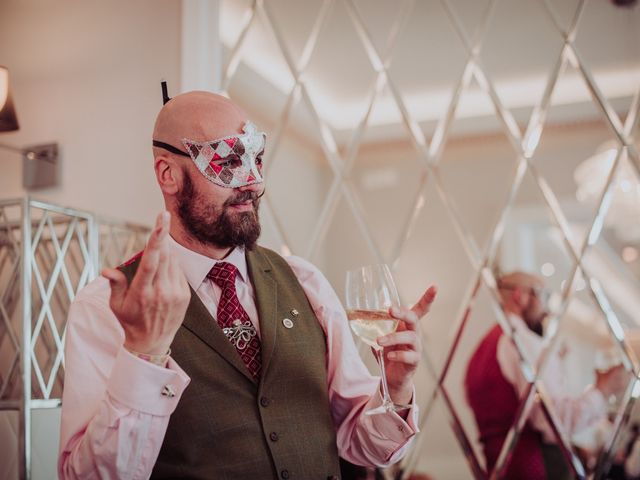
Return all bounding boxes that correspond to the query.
[220,0,640,144]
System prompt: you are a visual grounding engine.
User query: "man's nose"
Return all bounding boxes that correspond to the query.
[237,181,265,197]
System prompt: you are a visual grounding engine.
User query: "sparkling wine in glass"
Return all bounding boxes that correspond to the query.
[346,264,411,415]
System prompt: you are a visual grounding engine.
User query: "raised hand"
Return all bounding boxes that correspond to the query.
[595,364,629,398]
[101,211,191,355]
[378,286,437,406]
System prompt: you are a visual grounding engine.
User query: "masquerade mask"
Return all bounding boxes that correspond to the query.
[153,121,266,188]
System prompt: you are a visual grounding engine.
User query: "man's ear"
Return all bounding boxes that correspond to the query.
[155,156,180,195]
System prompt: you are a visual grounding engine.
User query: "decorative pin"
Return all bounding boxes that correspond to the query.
[283,318,294,329]
[222,320,257,350]
[290,309,299,317]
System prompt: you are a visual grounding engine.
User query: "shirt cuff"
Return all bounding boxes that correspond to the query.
[361,383,420,460]
[107,347,190,416]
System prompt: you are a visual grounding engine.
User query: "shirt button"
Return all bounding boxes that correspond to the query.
[269,432,279,442]
[260,396,270,407]
[280,470,289,479]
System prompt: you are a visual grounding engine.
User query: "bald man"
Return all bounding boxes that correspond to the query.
[464,271,627,479]
[58,91,436,479]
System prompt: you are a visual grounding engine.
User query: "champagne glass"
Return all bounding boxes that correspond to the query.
[346,264,411,415]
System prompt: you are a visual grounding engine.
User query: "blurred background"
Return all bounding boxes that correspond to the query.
[0,0,639,478]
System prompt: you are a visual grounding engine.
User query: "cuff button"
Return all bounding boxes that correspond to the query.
[161,384,176,398]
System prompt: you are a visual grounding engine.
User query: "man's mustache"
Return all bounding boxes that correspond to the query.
[224,188,265,207]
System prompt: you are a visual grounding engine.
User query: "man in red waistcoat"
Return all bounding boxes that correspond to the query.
[464,271,627,479]
[59,90,437,479]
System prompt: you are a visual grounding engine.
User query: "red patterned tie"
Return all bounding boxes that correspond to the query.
[207,262,261,379]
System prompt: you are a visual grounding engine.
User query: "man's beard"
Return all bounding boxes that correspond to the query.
[177,172,262,250]
[523,307,545,337]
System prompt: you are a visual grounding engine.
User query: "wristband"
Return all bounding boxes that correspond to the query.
[126,347,171,367]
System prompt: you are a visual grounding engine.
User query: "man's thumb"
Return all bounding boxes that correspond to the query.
[102,268,127,307]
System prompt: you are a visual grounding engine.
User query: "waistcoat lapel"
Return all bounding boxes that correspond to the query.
[246,249,278,380]
[181,286,257,384]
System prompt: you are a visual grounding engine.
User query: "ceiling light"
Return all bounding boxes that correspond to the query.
[541,262,555,277]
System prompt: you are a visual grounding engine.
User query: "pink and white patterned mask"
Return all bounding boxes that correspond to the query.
[153,121,266,188]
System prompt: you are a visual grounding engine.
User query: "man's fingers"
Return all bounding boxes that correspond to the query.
[102,267,128,310]
[155,213,172,283]
[390,306,419,331]
[132,211,169,289]
[411,285,437,319]
[378,330,419,350]
[386,349,420,365]
[174,259,191,298]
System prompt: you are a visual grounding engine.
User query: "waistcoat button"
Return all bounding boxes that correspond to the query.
[280,470,289,479]
[260,396,270,407]
[270,432,279,442]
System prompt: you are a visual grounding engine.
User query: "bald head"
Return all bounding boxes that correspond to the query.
[498,271,544,291]
[497,270,549,333]
[153,91,248,152]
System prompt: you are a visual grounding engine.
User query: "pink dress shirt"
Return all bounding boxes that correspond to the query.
[58,237,419,479]
[497,314,607,444]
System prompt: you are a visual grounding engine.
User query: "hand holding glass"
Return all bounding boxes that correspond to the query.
[346,264,411,415]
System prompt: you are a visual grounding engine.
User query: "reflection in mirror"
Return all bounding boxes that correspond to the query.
[537,272,635,477]
[402,394,483,479]
[573,0,640,127]
[580,148,640,370]
[435,76,520,254]
[530,58,627,239]
[386,0,468,145]
[543,0,582,36]
[497,399,580,479]
[597,378,640,479]
[259,95,335,259]
[498,168,576,304]
[446,282,526,478]
[394,175,478,376]
[300,0,378,144]
[349,84,425,262]
[479,0,565,132]
[221,0,295,124]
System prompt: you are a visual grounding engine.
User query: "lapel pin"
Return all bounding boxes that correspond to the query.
[282,318,294,329]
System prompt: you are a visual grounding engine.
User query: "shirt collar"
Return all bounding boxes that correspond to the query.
[168,236,248,290]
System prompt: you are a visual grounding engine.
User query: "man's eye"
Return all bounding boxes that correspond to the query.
[219,155,242,168]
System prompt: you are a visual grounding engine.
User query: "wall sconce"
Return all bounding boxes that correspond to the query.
[0,65,59,189]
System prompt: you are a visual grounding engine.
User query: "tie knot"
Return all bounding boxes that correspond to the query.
[207,262,238,288]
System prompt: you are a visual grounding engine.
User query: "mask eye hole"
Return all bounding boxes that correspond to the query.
[218,154,242,169]
[255,151,264,168]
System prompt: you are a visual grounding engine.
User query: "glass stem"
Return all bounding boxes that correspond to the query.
[374,347,394,407]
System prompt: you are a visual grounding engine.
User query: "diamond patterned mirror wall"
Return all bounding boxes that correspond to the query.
[218,0,640,478]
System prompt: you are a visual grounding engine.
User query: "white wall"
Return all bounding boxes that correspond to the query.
[0,0,182,225]
[0,2,182,479]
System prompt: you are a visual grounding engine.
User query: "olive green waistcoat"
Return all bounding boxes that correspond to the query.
[120,246,340,480]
